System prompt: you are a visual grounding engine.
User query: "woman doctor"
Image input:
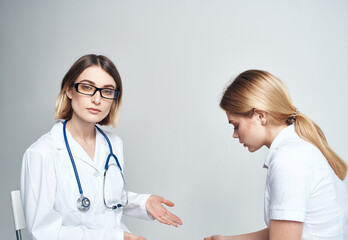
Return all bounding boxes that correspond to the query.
[205,70,348,240]
[20,54,182,240]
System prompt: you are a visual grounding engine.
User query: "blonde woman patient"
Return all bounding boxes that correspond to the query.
[205,70,348,240]
[20,54,182,240]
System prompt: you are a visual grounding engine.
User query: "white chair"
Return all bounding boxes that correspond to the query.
[10,190,26,240]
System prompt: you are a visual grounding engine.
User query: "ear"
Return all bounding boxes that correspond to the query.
[254,109,268,125]
[66,86,73,100]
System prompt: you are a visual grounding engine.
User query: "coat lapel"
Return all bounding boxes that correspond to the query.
[50,121,99,171]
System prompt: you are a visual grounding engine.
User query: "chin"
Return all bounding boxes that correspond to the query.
[86,114,107,124]
[247,146,261,153]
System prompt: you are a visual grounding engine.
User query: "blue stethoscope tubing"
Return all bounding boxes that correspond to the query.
[62,120,128,211]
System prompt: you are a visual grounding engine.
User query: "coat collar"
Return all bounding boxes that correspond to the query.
[49,121,109,171]
[263,124,297,168]
[50,121,66,150]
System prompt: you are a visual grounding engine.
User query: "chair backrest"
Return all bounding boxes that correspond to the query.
[10,190,26,231]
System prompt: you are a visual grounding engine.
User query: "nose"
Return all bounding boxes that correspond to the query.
[91,90,101,105]
[233,130,239,139]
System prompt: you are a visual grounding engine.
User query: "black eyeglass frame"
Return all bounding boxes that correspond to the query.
[74,83,120,100]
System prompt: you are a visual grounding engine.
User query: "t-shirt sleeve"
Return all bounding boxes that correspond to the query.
[267,146,312,222]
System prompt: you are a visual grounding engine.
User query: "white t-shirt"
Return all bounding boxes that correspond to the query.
[264,125,348,239]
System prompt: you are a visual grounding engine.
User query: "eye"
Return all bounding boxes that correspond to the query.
[234,125,239,130]
[81,84,93,91]
[102,89,115,96]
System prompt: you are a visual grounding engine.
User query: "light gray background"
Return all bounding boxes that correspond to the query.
[1,0,348,239]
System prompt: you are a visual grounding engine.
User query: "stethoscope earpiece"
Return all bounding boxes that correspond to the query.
[111,203,123,210]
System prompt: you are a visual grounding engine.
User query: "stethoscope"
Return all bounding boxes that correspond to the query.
[63,120,128,212]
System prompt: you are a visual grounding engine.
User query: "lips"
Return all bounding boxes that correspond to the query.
[87,108,101,114]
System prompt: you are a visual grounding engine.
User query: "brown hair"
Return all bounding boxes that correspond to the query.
[54,54,122,127]
[220,69,347,180]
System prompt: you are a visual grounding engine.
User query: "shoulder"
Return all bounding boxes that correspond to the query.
[22,133,58,173]
[23,123,62,160]
[98,129,125,161]
[98,128,123,147]
[25,133,56,155]
[268,137,324,172]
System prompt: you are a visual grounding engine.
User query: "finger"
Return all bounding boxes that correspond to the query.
[134,234,146,240]
[161,213,181,227]
[153,209,181,227]
[157,215,172,225]
[163,212,182,226]
[158,215,173,225]
[166,211,182,225]
[160,209,182,224]
[162,198,174,207]
[163,216,178,227]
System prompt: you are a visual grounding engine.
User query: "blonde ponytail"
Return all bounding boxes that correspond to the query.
[295,113,347,180]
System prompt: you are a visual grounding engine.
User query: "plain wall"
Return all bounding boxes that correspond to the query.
[1,0,348,239]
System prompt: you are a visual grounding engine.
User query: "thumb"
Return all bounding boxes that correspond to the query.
[162,198,174,207]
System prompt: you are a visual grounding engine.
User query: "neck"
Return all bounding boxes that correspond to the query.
[265,124,288,148]
[66,115,96,142]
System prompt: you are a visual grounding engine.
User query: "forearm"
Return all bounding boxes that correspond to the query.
[223,228,269,240]
[122,192,154,220]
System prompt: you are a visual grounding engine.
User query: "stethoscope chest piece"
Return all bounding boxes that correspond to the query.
[77,195,90,211]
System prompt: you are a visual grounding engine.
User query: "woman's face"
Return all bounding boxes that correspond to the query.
[67,66,116,125]
[225,111,268,152]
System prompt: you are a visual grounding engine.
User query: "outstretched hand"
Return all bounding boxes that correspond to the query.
[204,235,225,240]
[124,231,146,240]
[145,195,182,227]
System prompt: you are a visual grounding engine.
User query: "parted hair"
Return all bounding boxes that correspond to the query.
[54,54,123,127]
[220,69,347,180]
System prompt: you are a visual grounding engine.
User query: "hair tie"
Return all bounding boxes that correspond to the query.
[294,109,299,117]
[286,109,299,125]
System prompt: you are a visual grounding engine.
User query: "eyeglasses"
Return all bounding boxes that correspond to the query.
[74,83,120,100]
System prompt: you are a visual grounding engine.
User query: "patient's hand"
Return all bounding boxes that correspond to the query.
[124,231,146,240]
[145,195,183,227]
[204,236,225,240]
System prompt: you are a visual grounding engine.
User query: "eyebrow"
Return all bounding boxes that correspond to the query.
[79,79,116,89]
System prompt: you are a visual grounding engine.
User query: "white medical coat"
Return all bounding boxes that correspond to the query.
[20,121,153,240]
